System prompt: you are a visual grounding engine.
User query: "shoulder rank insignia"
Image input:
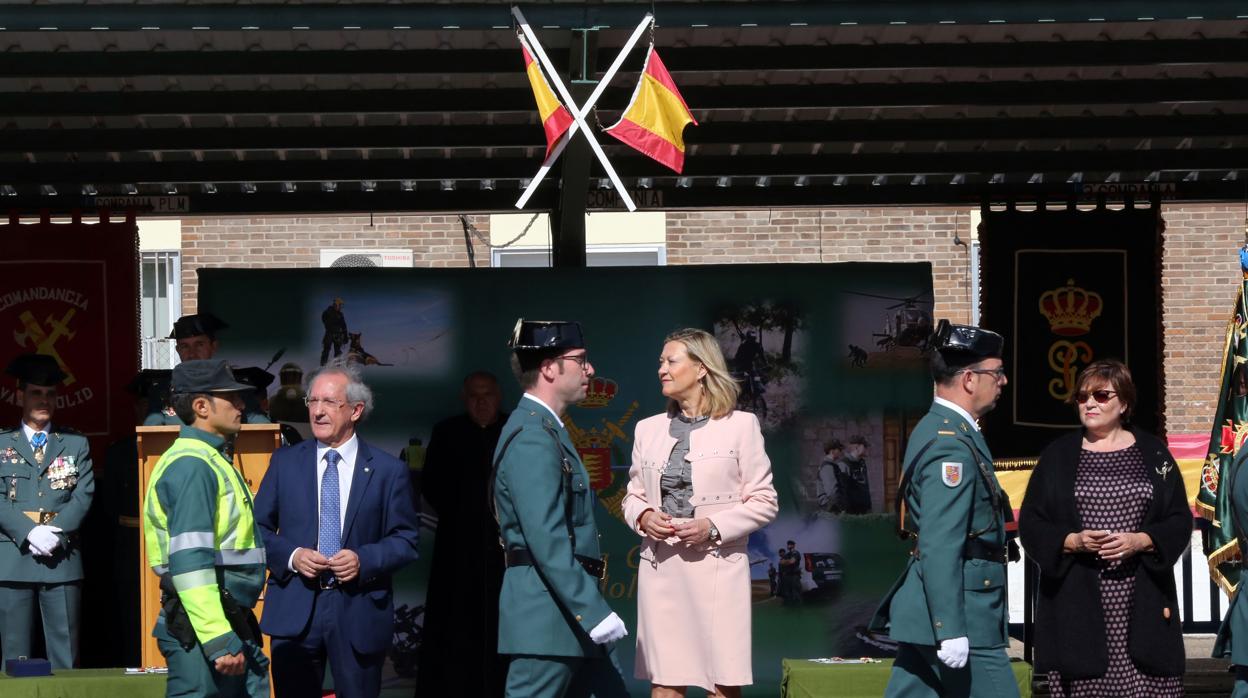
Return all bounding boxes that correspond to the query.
[942,462,963,487]
[937,430,956,436]
[959,422,969,432]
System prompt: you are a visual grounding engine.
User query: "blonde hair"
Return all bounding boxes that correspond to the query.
[664,328,740,419]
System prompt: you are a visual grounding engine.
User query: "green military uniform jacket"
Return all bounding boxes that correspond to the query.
[493,396,612,658]
[1216,446,1248,665]
[871,401,1009,649]
[0,425,94,582]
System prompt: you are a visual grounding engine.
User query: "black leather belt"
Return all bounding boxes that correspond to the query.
[506,548,606,581]
[910,538,1009,563]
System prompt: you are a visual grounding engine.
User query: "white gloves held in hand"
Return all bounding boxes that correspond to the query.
[26,525,63,557]
[588,612,628,645]
[937,636,969,669]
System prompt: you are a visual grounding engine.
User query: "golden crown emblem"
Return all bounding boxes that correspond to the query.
[1039,279,1102,336]
[577,376,618,409]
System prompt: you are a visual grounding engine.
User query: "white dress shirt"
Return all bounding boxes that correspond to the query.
[288,433,359,571]
[523,392,563,428]
[934,397,980,432]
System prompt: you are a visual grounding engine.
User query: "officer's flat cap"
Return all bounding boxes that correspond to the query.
[931,319,1004,364]
[171,359,251,394]
[232,366,276,392]
[508,319,585,352]
[5,354,66,386]
[169,312,228,340]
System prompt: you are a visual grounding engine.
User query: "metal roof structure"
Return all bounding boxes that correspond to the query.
[1,1,1246,215]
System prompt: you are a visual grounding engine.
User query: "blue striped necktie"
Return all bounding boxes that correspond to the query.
[319,449,342,585]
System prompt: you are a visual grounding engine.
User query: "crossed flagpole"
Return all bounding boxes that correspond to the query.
[511,6,654,213]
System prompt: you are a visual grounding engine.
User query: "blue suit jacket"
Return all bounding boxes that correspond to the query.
[253,436,419,654]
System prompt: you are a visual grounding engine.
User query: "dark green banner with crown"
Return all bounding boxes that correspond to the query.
[979,201,1164,459]
[1197,275,1248,596]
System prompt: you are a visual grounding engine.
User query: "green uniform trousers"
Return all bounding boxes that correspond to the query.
[1234,667,1248,698]
[154,617,269,698]
[0,581,80,669]
[505,647,629,698]
[884,641,1019,698]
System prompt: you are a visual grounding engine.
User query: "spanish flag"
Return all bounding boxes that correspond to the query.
[605,47,697,173]
[520,36,574,159]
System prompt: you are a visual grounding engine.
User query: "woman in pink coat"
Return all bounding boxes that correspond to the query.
[622,328,779,697]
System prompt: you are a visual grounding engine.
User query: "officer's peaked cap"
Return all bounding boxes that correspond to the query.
[171,359,251,394]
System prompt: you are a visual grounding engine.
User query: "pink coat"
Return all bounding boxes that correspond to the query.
[622,410,778,688]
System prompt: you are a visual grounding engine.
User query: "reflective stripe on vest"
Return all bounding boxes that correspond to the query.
[143,437,264,571]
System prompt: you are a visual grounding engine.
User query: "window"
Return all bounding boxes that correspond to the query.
[140,251,181,369]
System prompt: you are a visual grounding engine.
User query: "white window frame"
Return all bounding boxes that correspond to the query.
[491,243,667,268]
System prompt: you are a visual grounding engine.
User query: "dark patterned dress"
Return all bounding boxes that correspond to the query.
[1049,445,1184,698]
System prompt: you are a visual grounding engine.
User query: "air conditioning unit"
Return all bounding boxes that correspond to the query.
[319,249,414,268]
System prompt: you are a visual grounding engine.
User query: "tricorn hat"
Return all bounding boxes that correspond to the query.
[169,312,228,340]
[508,319,585,352]
[5,354,66,386]
[931,319,1004,367]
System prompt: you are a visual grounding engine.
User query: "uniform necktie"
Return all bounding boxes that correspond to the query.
[31,432,47,466]
[319,449,342,585]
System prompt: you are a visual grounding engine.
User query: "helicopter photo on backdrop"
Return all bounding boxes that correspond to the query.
[840,290,933,370]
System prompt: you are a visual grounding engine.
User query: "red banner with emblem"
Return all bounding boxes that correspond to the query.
[0,214,138,460]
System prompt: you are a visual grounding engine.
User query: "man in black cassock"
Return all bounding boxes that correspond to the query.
[415,371,509,697]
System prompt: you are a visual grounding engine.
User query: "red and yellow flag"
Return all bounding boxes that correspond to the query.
[605,47,697,173]
[521,38,574,159]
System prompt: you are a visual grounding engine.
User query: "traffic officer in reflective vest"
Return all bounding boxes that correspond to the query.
[871,321,1019,698]
[142,359,268,697]
[0,354,94,669]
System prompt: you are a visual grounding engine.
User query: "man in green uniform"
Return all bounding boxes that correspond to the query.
[0,354,94,669]
[1216,446,1248,696]
[493,319,628,698]
[144,313,229,426]
[142,359,269,698]
[871,320,1019,698]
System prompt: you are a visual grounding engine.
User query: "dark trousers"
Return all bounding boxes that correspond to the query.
[270,588,384,698]
[504,647,629,698]
[0,581,81,669]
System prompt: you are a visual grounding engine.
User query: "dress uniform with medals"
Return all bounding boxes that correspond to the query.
[0,354,94,669]
[493,320,628,698]
[1216,444,1248,696]
[870,322,1020,698]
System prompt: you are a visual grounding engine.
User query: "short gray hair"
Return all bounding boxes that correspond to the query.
[307,359,374,421]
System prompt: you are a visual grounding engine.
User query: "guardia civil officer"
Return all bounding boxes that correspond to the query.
[142,359,268,697]
[0,354,94,669]
[493,319,628,698]
[1217,444,1248,696]
[144,313,229,426]
[870,321,1019,698]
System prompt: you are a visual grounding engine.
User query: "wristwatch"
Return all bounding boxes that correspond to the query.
[707,520,722,543]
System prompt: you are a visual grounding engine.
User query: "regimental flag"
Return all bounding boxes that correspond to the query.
[1198,268,1248,596]
[520,36,574,159]
[604,46,698,173]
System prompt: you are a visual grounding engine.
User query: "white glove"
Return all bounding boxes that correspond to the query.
[937,636,969,669]
[26,525,63,557]
[588,612,628,645]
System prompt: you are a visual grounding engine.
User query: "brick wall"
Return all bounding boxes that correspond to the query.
[666,207,976,324]
[1159,204,1243,435]
[179,213,490,310]
[177,203,1242,435]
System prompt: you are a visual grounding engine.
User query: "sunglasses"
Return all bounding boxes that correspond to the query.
[1075,389,1117,405]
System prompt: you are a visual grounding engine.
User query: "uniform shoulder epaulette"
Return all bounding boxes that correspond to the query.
[936,429,957,436]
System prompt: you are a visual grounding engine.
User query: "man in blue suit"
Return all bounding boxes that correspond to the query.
[253,361,420,698]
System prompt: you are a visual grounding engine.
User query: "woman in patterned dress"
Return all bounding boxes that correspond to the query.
[622,328,778,698]
[1020,359,1191,696]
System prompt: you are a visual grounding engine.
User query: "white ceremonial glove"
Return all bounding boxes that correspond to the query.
[937,636,969,669]
[588,612,628,645]
[26,525,62,556]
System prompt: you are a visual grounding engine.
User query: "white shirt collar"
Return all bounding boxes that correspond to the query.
[21,423,50,443]
[316,433,359,465]
[523,393,563,428]
[934,397,980,432]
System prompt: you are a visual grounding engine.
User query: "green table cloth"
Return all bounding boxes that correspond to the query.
[781,658,1032,698]
[0,668,166,698]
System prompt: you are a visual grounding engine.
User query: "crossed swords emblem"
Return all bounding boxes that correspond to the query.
[14,309,77,385]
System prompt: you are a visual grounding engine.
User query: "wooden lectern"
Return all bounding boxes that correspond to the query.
[135,424,281,668]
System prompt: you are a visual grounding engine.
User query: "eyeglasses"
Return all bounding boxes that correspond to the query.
[554,354,590,372]
[303,396,349,409]
[1075,389,1117,404]
[963,367,1007,381]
